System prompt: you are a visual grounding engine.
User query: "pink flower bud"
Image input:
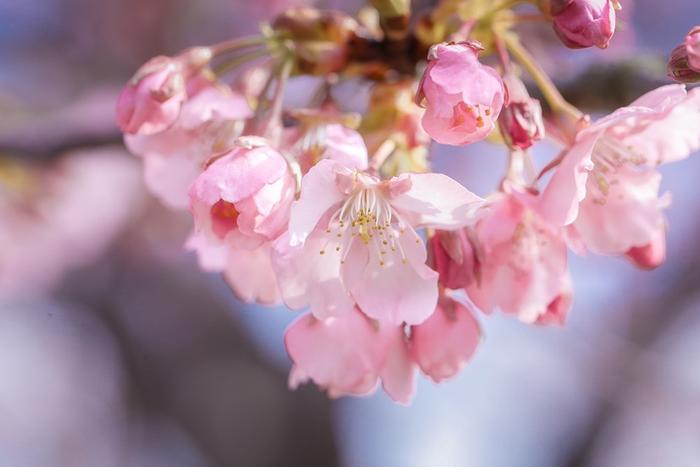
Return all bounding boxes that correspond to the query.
[430,229,478,290]
[669,26,700,83]
[411,297,480,383]
[498,74,545,149]
[417,41,505,146]
[551,0,616,49]
[625,230,666,270]
[116,47,212,135]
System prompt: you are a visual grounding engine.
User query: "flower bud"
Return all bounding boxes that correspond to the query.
[116,47,212,135]
[667,27,700,84]
[430,229,478,290]
[548,0,617,49]
[417,41,505,146]
[498,74,545,149]
[272,8,358,75]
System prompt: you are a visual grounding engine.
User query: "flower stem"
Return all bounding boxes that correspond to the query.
[502,33,583,122]
[210,36,269,56]
[213,48,268,76]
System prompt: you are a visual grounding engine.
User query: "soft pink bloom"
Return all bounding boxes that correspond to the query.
[429,229,478,290]
[187,138,294,304]
[499,73,545,150]
[273,158,483,325]
[465,193,572,325]
[117,47,212,135]
[125,78,252,209]
[285,309,416,404]
[536,85,700,259]
[551,0,616,49]
[410,297,480,382]
[686,26,700,72]
[417,41,505,146]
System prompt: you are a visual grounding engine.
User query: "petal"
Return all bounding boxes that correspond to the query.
[391,173,484,229]
[288,159,345,246]
[323,124,369,171]
[575,167,669,255]
[272,231,357,319]
[284,310,387,398]
[223,243,281,305]
[379,330,417,405]
[411,298,481,382]
[351,228,438,325]
[623,87,700,165]
[143,151,202,209]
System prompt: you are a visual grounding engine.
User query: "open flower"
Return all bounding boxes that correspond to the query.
[410,296,481,383]
[274,158,484,325]
[117,47,213,135]
[285,309,417,404]
[187,137,295,304]
[535,85,700,261]
[465,192,572,325]
[417,41,505,146]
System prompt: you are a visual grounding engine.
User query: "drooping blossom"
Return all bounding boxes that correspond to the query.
[429,229,479,290]
[187,137,295,304]
[417,41,505,146]
[465,192,572,325]
[549,0,617,49]
[125,75,252,208]
[117,47,213,135]
[498,72,545,150]
[285,309,416,404]
[410,296,481,382]
[273,157,484,325]
[535,85,700,261]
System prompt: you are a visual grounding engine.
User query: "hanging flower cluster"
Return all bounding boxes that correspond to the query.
[118,0,700,404]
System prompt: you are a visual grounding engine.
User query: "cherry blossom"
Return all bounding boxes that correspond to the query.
[417,41,505,146]
[274,158,484,325]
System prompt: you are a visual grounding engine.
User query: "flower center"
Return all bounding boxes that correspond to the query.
[589,135,646,203]
[210,199,239,239]
[320,187,411,267]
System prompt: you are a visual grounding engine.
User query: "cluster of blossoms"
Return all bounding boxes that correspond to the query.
[118,0,700,404]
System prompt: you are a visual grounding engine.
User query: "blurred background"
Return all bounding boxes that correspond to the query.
[1,0,700,466]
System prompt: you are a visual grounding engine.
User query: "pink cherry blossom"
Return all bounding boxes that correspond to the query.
[465,193,572,325]
[536,85,700,260]
[429,229,479,290]
[410,297,481,383]
[187,138,295,304]
[285,309,416,404]
[625,227,666,270]
[116,47,212,135]
[273,158,484,325]
[125,78,252,209]
[551,0,616,49]
[417,41,505,146]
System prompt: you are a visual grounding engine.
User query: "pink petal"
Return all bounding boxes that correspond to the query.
[223,243,281,305]
[379,330,417,405]
[411,298,481,383]
[351,227,438,325]
[288,159,345,246]
[391,173,484,229]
